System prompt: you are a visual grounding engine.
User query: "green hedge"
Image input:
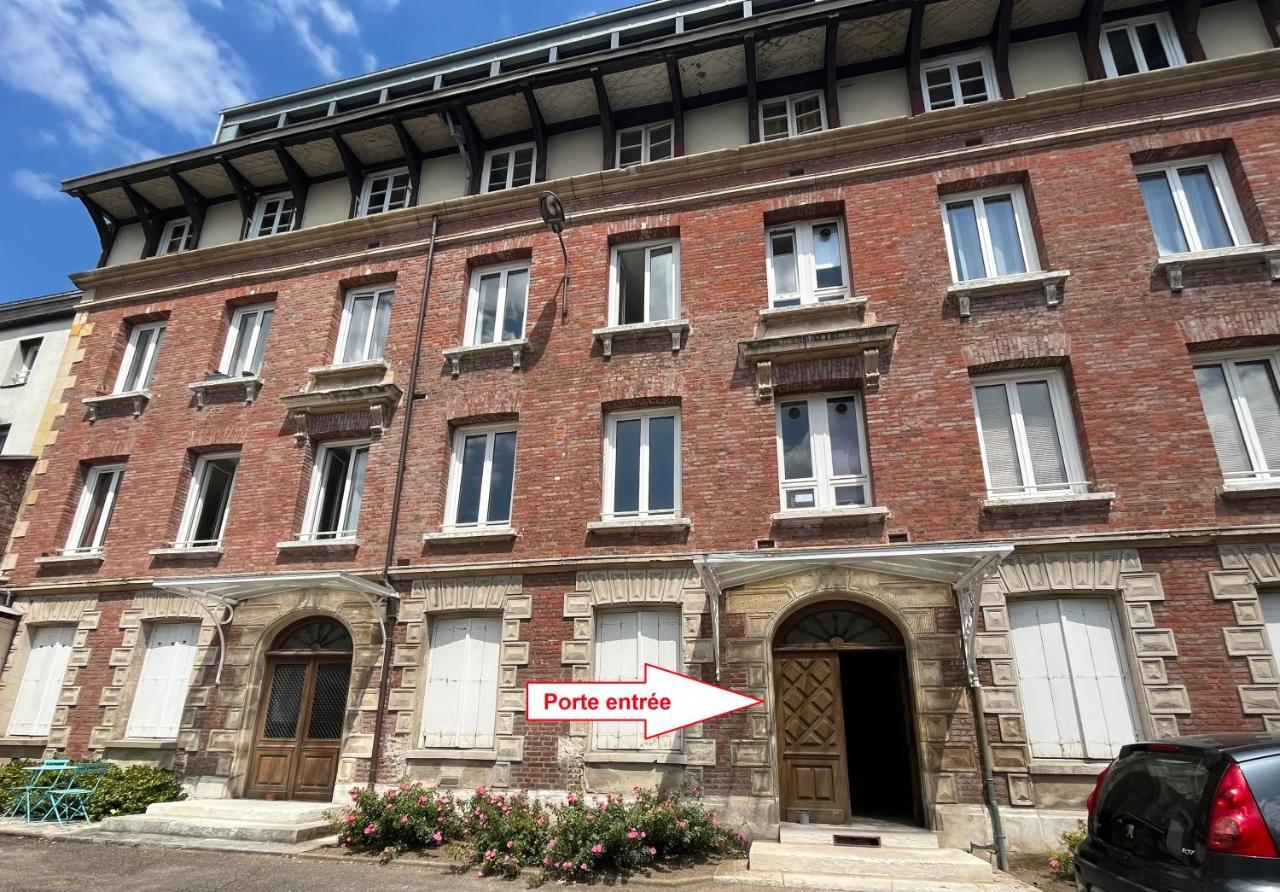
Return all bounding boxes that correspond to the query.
[0,759,185,821]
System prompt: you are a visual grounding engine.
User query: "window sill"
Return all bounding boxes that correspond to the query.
[771,506,890,526]
[35,551,104,566]
[424,526,518,544]
[276,537,361,553]
[587,516,692,534]
[82,389,149,421]
[0,736,49,751]
[442,338,529,376]
[1219,481,1280,500]
[307,358,389,381]
[982,491,1115,513]
[592,319,690,359]
[103,738,178,751]
[148,545,224,558]
[586,750,687,765]
[405,748,500,762]
[758,295,867,324]
[1154,243,1280,291]
[738,321,896,397]
[187,374,263,408]
[947,269,1070,318]
[1028,758,1112,777]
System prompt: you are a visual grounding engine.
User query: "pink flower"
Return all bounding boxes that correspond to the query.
[484,849,497,861]
[640,831,647,839]
[433,831,444,844]
[400,815,409,825]
[562,861,573,869]
[711,814,720,827]
[349,788,360,801]
[677,820,688,829]
[418,796,428,806]
[476,785,487,796]
[627,829,639,840]
[548,839,557,850]
[592,844,603,855]
[363,824,375,836]
[579,863,588,870]
[649,847,657,856]
[1049,858,1061,871]
[543,857,553,867]
[399,782,410,791]
[386,789,398,799]
[506,840,515,849]
[342,814,356,825]
[566,793,579,805]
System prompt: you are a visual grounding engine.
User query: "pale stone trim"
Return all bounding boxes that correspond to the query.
[1213,545,1280,731]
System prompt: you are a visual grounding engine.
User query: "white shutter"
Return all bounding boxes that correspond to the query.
[126,622,200,739]
[1016,380,1068,487]
[1010,601,1084,758]
[1195,365,1253,476]
[421,616,500,749]
[595,611,680,751]
[7,626,75,737]
[1061,600,1138,759]
[1235,361,1280,471]
[1261,594,1280,676]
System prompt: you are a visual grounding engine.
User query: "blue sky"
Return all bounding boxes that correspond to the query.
[0,0,637,303]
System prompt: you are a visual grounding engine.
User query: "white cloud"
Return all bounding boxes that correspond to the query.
[12,170,64,202]
[253,0,375,79]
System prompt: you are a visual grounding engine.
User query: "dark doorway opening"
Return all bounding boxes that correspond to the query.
[839,649,918,822]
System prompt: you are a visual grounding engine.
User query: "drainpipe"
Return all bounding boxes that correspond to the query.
[969,680,1009,871]
[369,213,440,790]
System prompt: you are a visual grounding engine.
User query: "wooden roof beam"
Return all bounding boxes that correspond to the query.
[445,105,485,195]
[906,0,925,115]
[391,118,424,206]
[1174,0,1206,62]
[332,132,366,207]
[592,69,616,170]
[745,34,760,143]
[168,169,208,246]
[522,86,549,183]
[74,191,120,268]
[991,0,1014,100]
[1078,0,1106,80]
[665,55,686,157]
[1262,0,1280,48]
[215,155,258,230]
[824,19,842,129]
[121,183,162,258]
[274,146,311,225]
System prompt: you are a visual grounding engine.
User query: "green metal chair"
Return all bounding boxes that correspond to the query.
[43,762,107,825]
[2,759,72,823]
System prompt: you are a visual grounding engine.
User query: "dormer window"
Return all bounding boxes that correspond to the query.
[760,92,825,142]
[1100,14,1184,78]
[921,50,999,111]
[617,121,674,167]
[249,192,297,238]
[482,144,536,193]
[157,218,194,255]
[357,168,412,216]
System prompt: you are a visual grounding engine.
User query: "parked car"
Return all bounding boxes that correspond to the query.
[1075,735,1280,891]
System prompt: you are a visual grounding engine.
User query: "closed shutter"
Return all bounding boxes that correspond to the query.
[1016,380,1068,487]
[7,626,75,737]
[126,622,201,739]
[420,616,499,749]
[1195,364,1253,476]
[974,384,1022,491]
[1234,361,1280,472]
[1262,594,1280,672]
[594,611,680,751]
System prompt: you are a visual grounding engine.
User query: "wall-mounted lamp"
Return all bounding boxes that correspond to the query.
[539,190,571,321]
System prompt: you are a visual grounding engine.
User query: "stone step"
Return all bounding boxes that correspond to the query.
[94,813,333,844]
[141,799,338,824]
[73,828,337,856]
[748,842,993,884]
[718,867,1026,891]
[779,820,939,849]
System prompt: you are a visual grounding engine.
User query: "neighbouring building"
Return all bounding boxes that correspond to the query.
[2,0,1280,857]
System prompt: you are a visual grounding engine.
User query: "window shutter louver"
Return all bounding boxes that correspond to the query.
[8,626,75,737]
[1234,361,1280,472]
[975,385,1022,491]
[1195,365,1254,476]
[1016,380,1069,487]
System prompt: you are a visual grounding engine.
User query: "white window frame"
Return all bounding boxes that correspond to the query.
[1099,13,1186,78]
[6,625,76,738]
[175,451,240,548]
[607,239,681,326]
[1262,592,1280,676]
[774,393,873,512]
[971,369,1088,500]
[592,609,682,751]
[124,621,202,740]
[759,91,827,142]
[602,408,682,520]
[7,337,41,386]
[765,218,851,307]
[1133,155,1251,255]
[419,614,502,749]
[157,217,194,256]
[356,167,413,216]
[444,423,518,530]
[218,302,275,376]
[113,320,167,393]
[1193,348,1280,487]
[940,185,1041,283]
[481,143,537,193]
[920,49,1000,112]
[248,191,297,238]
[300,439,370,541]
[464,262,530,346]
[334,286,393,365]
[64,463,124,555]
[616,120,675,167]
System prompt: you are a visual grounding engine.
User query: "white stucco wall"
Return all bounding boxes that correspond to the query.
[104,223,145,267]
[0,315,72,455]
[837,69,910,126]
[1199,0,1271,59]
[548,128,603,181]
[199,201,244,248]
[301,178,353,228]
[1008,35,1087,97]
[419,154,469,204]
[686,100,748,156]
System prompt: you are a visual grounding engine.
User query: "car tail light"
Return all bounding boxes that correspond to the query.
[1086,763,1111,818]
[1208,762,1279,858]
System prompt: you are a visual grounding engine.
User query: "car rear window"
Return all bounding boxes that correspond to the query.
[1095,749,1210,865]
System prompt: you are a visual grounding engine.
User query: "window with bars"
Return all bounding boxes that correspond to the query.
[1100,14,1185,78]
[114,320,166,393]
[157,217,195,255]
[921,50,998,111]
[6,337,41,386]
[617,121,674,167]
[971,370,1087,500]
[604,409,680,519]
[759,92,825,142]
[357,168,413,216]
[1193,351,1280,488]
[446,425,517,530]
[249,192,297,237]
[421,615,501,749]
[482,144,536,193]
[776,394,872,512]
[765,219,849,307]
[610,241,679,325]
[64,464,124,555]
[220,303,274,376]
[942,186,1039,282]
[336,287,393,364]
[465,264,529,346]
[125,622,201,739]
[7,625,75,737]
[1135,156,1251,257]
[175,452,239,548]
[594,610,681,750]
[301,441,369,541]
[1009,598,1138,760]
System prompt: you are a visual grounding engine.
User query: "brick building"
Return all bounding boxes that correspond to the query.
[2,0,1280,857]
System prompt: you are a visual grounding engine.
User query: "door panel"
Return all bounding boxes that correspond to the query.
[775,654,849,823]
[247,656,350,800]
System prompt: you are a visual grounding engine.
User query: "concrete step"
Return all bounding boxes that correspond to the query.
[74,828,339,855]
[140,799,337,823]
[748,842,993,884]
[719,866,1031,891]
[779,820,939,849]
[94,813,334,844]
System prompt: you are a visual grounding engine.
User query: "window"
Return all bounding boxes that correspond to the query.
[617,121,674,167]
[6,337,41,386]
[114,321,166,393]
[357,168,413,216]
[465,264,529,346]
[760,92,825,142]
[301,441,369,541]
[157,217,194,256]
[6,626,75,737]
[766,219,849,307]
[249,192,297,238]
[775,394,871,511]
[604,409,680,519]
[335,287,393,364]
[921,50,998,111]
[0,424,9,452]
[594,610,680,750]
[420,616,500,749]
[65,464,124,555]
[1193,351,1280,487]
[1100,14,1185,78]
[1135,156,1250,256]
[219,303,274,376]
[609,241,679,325]
[446,425,517,530]
[125,622,201,739]
[175,452,239,548]
[1009,598,1138,759]
[942,186,1039,282]
[972,370,1086,500]
[482,144,536,193]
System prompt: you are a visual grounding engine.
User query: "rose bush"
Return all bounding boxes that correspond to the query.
[1047,821,1086,881]
[335,782,458,861]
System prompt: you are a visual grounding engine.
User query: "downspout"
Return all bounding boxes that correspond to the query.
[969,679,1009,872]
[369,213,439,790]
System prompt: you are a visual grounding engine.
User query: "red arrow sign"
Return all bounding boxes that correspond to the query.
[527,665,762,739]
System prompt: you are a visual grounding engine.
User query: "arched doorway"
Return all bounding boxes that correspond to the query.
[245,618,353,801]
[773,602,921,825]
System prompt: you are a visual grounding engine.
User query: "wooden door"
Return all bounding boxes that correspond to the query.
[247,656,351,801]
[775,653,849,824]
